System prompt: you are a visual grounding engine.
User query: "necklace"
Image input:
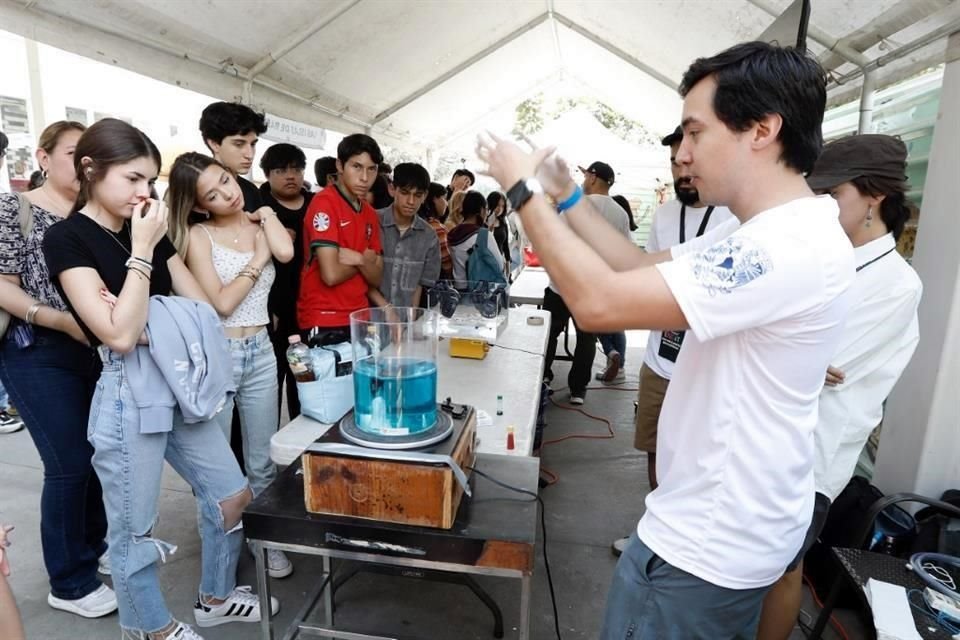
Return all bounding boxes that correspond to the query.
[85,212,132,256]
[209,220,245,244]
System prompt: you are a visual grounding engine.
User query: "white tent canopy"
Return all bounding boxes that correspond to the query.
[1,0,959,155]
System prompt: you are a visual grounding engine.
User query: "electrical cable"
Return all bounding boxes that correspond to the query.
[907,588,960,635]
[466,466,563,640]
[491,343,550,357]
[541,398,615,446]
[802,573,851,640]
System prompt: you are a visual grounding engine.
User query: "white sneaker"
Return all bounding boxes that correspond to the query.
[48,583,118,618]
[267,549,293,579]
[0,410,23,434]
[193,586,279,627]
[569,395,585,406]
[98,551,111,576]
[121,620,204,640]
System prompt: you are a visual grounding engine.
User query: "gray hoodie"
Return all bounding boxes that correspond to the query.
[123,296,235,433]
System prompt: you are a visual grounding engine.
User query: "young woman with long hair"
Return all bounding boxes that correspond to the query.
[166,151,294,578]
[0,121,119,619]
[42,119,274,640]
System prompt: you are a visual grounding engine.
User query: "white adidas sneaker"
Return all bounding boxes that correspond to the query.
[121,620,205,640]
[193,586,279,627]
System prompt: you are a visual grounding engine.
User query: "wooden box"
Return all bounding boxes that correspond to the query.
[302,416,477,529]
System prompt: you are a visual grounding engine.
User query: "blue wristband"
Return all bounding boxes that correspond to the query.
[556,185,583,212]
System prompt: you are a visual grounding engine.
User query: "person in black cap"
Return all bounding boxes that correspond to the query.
[757,134,922,640]
[608,127,733,556]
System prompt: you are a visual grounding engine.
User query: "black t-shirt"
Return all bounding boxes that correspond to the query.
[237,176,261,213]
[259,184,311,332]
[43,213,177,346]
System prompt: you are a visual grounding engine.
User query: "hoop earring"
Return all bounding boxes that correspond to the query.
[865,205,873,228]
[41,169,48,180]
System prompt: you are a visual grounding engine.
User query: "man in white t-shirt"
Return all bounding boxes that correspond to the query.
[542,160,629,405]
[610,126,734,556]
[477,41,854,638]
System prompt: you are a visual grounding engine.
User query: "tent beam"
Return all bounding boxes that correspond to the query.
[746,0,871,66]
[244,0,361,82]
[0,1,416,150]
[372,12,552,125]
[550,12,678,92]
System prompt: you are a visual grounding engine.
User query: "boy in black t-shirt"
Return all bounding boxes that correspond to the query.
[259,143,312,419]
[199,102,268,212]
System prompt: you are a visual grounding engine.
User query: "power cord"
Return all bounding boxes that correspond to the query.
[466,466,563,640]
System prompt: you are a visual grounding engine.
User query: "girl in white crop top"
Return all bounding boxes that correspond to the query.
[165,152,295,576]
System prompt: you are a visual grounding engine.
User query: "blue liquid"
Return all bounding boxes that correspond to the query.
[353,358,437,435]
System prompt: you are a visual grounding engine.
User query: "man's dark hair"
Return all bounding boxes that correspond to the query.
[337,133,383,165]
[314,156,338,185]
[453,168,475,186]
[379,162,392,175]
[259,143,306,173]
[198,102,268,148]
[679,41,826,173]
[0,131,8,155]
[370,174,393,209]
[392,163,430,192]
[461,190,486,221]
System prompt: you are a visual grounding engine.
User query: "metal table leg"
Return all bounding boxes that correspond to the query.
[519,574,531,640]
[322,555,333,627]
[253,540,274,640]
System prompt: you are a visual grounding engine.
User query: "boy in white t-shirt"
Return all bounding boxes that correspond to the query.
[476,41,854,639]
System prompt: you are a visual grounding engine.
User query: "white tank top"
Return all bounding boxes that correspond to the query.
[198,225,275,328]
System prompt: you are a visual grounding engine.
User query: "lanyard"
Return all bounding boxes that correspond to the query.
[680,204,715,243]
[856,247,896,272]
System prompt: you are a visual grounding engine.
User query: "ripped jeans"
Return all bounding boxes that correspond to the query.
[89,352,248,633]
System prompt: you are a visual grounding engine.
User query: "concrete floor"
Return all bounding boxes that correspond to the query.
[0,340,867,639]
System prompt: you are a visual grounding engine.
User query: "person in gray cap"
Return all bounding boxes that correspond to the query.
[541,160,630,405]
[757,134,923,640]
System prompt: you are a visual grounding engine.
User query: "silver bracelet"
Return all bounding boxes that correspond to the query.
[25,302,42,324]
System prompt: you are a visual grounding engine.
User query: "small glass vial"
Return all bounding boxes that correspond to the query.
[506,425,515,451]
[496,394,504,416]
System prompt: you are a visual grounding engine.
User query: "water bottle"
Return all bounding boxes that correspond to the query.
[286,335,316,382]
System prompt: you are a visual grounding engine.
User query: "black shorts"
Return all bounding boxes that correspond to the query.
[786,492,832,572]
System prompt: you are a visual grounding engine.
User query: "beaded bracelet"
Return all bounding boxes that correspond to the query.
[127,264,152,281]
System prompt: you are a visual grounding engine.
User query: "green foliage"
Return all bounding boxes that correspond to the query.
[513,94,658,145]
[512,94,545,136]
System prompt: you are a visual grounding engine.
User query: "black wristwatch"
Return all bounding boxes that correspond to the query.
[506,177,544,212]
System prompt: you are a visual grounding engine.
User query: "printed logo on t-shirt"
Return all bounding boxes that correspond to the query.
[313,212,330,232]
[692,236,773,295]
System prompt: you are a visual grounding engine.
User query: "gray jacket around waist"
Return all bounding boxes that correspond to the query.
[123,295,235,433]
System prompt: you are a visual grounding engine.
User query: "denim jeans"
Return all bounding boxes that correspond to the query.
[0,378,8,409]
[215,329,279,497]
[542,287,595,396]
[0,327,107,600]
[598,333,627,366]
[89,350,248,633]
[600,533,769,639]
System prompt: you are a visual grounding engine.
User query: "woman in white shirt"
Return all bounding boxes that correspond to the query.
[166,152,295,580]
[758,134,922,640]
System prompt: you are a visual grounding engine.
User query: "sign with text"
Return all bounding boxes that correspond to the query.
[264,113,327,149]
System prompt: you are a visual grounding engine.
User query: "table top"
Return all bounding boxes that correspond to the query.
[508,267,549,306]
[834,547,955,640]
[244,453,540,569]
[270,308,549,465]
